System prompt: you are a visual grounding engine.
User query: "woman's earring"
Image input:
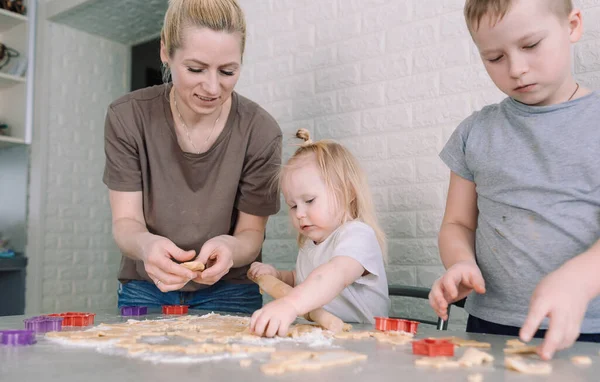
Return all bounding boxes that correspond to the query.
[161,62,171,83]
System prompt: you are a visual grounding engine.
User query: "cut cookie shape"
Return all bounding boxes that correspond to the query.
[334,330,373,340]
[458,347,494,367]
[334,330,413,345]
[261,350,368,375]
[289,324,321,338]
[373,331,414,345]
[415,356,460,369]
[505,356,552,375]
[505,339,526,348]
[439,336,491,348]
[571,356,592,366]
[503,345,538,355]
[240,359,252,367]
[181,260,205,272]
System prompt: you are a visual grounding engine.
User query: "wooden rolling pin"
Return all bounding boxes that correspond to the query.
[249,273,347,333]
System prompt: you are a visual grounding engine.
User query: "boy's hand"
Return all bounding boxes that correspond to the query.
[250,298,299,337]
[520,264,592,360]
[248,261,279,281]
[429,259,486,320]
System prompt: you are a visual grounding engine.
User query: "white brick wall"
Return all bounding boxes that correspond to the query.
[237,0,600,325]
[37,23,129,313]
[33,1,600,326]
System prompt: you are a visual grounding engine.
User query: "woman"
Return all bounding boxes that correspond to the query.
[103,0,282,314]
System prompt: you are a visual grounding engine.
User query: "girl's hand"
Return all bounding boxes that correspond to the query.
[192,235,237,285]
[520,262,593,360]
[248,262,279,280]
[139,233,198,292]
[428,259,486,320]
[250,298,299,337]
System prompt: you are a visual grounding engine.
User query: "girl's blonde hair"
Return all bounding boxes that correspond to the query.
[282,129,387,261]
[161,0,246,75]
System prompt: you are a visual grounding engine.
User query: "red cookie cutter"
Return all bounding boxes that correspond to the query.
[412,338,455,357]
[47,312,96,326]
[162,305,189,315]
[374,317,420,334]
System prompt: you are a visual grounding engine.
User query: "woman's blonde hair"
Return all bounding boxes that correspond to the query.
[281,129,387,261]
[161,0,246,60]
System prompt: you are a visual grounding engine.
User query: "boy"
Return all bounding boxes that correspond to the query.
[429,0,600,361]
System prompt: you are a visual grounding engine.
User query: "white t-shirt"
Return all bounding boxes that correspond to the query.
[295,221,390,324]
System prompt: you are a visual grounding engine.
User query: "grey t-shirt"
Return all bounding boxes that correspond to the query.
[440,92,600,332]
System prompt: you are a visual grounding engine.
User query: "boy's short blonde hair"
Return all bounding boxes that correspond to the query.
[464,0,573,32]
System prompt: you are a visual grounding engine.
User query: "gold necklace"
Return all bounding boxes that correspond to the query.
[173,93,222,154]
[567,82,580,101]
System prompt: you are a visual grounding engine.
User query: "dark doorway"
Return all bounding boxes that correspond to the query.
[131,37,162,91]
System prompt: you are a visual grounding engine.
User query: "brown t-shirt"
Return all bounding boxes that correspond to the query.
[103,84,282,291]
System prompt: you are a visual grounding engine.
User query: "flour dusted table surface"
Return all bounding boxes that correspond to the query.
[0,309,599,381]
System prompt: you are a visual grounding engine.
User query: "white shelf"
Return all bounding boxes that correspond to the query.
[0,72,26,88]
[0,8,27,33]
[0,135,27,149]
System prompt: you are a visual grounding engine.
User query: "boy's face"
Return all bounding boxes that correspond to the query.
[472,0,581,106]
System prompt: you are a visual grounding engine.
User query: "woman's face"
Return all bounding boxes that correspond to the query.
[161,27,242,116]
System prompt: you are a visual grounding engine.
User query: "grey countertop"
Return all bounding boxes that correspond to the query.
[1,309,599,381]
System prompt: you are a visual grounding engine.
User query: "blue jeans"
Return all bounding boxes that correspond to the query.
[118,280,262,314]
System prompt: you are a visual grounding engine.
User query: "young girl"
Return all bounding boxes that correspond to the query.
[249,129,390,338]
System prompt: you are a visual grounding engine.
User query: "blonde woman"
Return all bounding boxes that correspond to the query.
[103,0,282,313]
[249,129,390,337]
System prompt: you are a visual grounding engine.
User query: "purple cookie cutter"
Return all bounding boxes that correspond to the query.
[120,306,148,316]
[0,330,36,346]
[23,315,64,333]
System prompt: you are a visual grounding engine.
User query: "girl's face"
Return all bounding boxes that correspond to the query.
[161,27,242,117]
[282,157,345,244]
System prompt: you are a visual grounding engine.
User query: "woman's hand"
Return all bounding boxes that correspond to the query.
[139,233,199,292]
[192,235,237,285]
